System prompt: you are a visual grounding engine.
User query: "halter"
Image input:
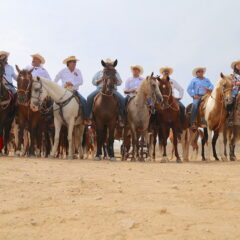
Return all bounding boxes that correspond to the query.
[100,69,117,96]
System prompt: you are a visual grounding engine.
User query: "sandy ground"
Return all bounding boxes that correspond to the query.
[0,154,240,240]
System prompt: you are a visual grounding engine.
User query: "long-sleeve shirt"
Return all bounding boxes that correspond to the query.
[54,67,83,90]
[25,65,51,80]
[170,79,184,99]
[187,77,214,97]
[92,70,122,90]
[232,73,240,97]
[4,64,17,84]
[124,76,144,96]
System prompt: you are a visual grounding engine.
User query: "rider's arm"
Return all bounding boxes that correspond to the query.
[172,79,184,99]
[115,72,122,86]
[54,70,62,83]
[187,78,196,98]
[92,71,103,86]
[43,70,51,80]
[206,78,214,90]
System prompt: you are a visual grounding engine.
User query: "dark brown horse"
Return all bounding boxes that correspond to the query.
[15,66,42,156]
[93,59,118,161]
[0,58,16,154]
[156,76,182,162]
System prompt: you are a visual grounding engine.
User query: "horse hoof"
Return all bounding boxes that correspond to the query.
[48,155,55,159]
[67,156,74,160]
[146,157,152,162]
[230,156,236,161]
[94,156,101,161]
[110,157,116,162]
[221,156,227,161]
[176,159,182,163]
[161,157,168,163]
[131,158,136,162]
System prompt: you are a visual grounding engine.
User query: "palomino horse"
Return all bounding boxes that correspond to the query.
[197,73,233,161]
[156,76,182,162]
[93,59,118,161]
[124,73,163,161]
[0,58,16,154]
[15,66,42,156]
[30,76,85,159]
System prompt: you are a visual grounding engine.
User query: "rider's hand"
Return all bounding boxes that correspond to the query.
[175,97,181,101]
[193,95,199,99]
[96,78,104,84]
[66,82,73,86]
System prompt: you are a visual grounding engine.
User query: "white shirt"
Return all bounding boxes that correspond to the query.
[25,65,51,80]
[124,76,144,96]
[4,64,17,84]
[54,67,83,90]
[170,78,184,99]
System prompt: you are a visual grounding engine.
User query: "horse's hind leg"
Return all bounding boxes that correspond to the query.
[230,133,237,161]
[108,125,116,161]
[172,128,181,163]
[201,128,208,161]
[212,131,219,161]
[95,126,104,160]
[50,119,62,158]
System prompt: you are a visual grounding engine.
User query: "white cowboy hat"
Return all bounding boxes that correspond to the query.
[231,60,240,70]
[160,66,173,75]
[31,53,45,64]
[192,67,206,77]
[131,65,144,75]
[0,51,10,57]
[63,56,79,64]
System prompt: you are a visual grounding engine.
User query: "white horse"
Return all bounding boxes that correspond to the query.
[30,76,84,159]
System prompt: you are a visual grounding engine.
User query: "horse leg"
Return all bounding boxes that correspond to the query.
[131,129,138,162]
[0,125,3,155]
[201,128,208,161]
[206,127,213,161]
[160,127,169,163]
[230,132,236,161]
[78,124,85,159]
[67,119,74,159]
[172,128,181,163]
[212,130,219,161]
[3,122,12,155]
[95,127,103,160]
[50,119,62,158]
[108,125,116,161]
[29,127,37,157]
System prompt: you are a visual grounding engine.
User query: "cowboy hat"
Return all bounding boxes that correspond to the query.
[31,53,45,64]
[192,67,206,77]
[231,60,240,70]
[0,51,10,57]
[63,56,79,64]
[160,66,173,75]
[104,58,114,64]
[131,65,144,75]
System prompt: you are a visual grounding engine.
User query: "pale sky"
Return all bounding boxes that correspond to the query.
[0,0,239,104]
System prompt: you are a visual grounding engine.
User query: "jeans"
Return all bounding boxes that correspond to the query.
[74,91,87,120]
[5,83,16,94]
[177,100,185,124]
[86,89,125,119]
[190,97,201,123]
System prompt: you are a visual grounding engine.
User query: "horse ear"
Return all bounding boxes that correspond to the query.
[15,65,20,73]
[37,76,40,81]
[151,72,154,78]
[101,60,106,67]
[113,59,118,67]
[220,72,225,79]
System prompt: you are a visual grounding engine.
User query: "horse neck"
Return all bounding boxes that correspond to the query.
[211,86,223,109]
[135,88,147,105]
[41,78,72,102]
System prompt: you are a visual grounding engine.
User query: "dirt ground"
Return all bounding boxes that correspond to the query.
[0,154,240,240]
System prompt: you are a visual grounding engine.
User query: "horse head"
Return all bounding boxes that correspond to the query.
[101,59,118,94]
[0,57,5,79]
[157,75,172,108]
[16,65,34,105]
[218,73,233,107]
[30,76,47,112]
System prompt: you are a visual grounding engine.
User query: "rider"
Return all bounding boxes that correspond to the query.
[187,67,214,128]
[25,53,51,79]
[54,56,87,122]
[159,67,185,125]
[86,58,125,125]
[124,65,144,104]
[226,60,240,125]
[0,51,17,95]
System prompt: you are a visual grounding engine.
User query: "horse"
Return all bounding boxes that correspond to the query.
[155,76,182,162]
[92,59,119,161]
[30,76,85,159]
[15,66,42,156]
[124,73,163,161]
[197,73,233,161]
[0,58,16,155]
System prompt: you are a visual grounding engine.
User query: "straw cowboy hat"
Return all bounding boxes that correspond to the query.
[192,67,206,77]
[131,65,144,75]
[63,56,79,64]
[0,51,10,57]
[231,60,240,70]
[104,58,114,64]
[160,67,173,75]
[31,53,45,64]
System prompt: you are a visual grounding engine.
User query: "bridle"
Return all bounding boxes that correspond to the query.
[17,72,32,106]
[101,68,117,96]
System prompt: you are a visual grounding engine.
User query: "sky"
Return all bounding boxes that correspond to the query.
[0,0,239,104]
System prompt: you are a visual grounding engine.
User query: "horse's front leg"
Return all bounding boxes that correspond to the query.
[108,124,116,161]
[131,128,137,162]
[212,130,219,161]
[201,128,208,161]
[67,119,75,159]
[230,134,237,161]
[16,125,24,156]
[95,126,103,161]
[50,118,62,158]
[159,127,169,163]
[77,124,85,159]
[172,127,181,163]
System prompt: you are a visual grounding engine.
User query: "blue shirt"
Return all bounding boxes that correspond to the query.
[187,77,213,97]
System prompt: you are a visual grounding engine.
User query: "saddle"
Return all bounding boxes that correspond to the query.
[197,93,211,127]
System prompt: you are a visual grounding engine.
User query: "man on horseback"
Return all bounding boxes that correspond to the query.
[159,67,185,125]
[0,51,17,95]
[86,58,125,126]
[187,67,213,128]
[25,53,51,79]
[124,65,144,103]
[54,56,87,122]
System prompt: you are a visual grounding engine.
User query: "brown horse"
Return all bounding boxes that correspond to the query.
[0,58,16,155]
[93,60,118,161]
[156,76,182,162]
[15,66,42,156]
